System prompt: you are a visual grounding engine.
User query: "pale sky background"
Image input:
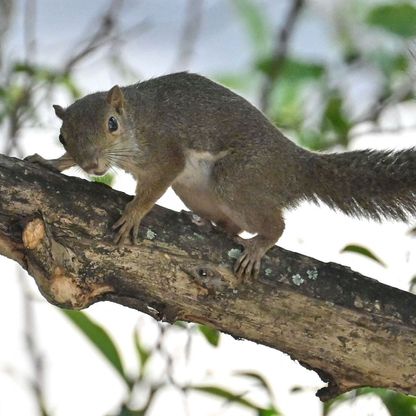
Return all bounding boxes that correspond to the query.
[0,1,415,415]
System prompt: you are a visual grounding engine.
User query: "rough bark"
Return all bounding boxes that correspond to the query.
[0,154,415,401]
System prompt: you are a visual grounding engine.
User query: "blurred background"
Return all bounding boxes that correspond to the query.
[1,0,416,415]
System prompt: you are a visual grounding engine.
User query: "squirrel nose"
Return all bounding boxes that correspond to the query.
[83,159,99,172]
[82,151,102,172]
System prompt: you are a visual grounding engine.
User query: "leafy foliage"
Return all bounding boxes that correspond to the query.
[91,173,115,187]
[232,0,271,56]
[190,385,280,415]
[197,324,220,347]
[62,310,129,385]
[133,329,151,379]
[222,0,416,152]
[324,388,416,416]
[340,244,386,267]
[367,3,416,38]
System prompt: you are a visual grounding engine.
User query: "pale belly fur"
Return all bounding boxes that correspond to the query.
[172,149,237,227]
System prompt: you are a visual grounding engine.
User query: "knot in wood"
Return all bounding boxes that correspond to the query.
[22,218,45,249]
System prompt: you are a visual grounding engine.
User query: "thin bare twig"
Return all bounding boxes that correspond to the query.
[350,45,416,128]
[63,0,149,76]
[24,0,37,63]
[63,0,124,73]
[0,0,13,71]
[18,271,49,416]
[171,0,204,71]
[259,0,305,112]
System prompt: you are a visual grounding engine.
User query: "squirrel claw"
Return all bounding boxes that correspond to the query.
[112,212,141,245]
[233,237,267,281]
[234,251,261,281]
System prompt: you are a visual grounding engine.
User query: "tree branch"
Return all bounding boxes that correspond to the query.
[1,154,416,401]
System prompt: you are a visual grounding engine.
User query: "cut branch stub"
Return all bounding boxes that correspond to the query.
[22,216,113,309]
[0,154,416,401]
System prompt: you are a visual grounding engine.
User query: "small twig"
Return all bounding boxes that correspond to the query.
[63,0,148,75]
[24,0,37,63]
[353,47,416,126]
[18,270,49,416]
[354,81,415,126]
[171,0,204,71]
[0,0,13,71]
[259,0,305,112]
[63,0,124,73]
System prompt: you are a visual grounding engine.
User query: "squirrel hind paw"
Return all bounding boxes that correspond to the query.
[233,249,263,281]
[233,235,277,281]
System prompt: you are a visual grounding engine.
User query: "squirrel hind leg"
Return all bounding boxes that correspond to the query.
[233,210,285,281]
[215,218,242,237]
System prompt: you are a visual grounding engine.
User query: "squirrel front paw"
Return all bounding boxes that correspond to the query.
[24,153,60,173]
[112,214,141,245]
[112,200,143,245]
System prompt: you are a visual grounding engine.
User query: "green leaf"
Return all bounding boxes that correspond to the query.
[367,3,416,38]
[62,310,128,385]
[234,372,281,415]
[322,95,351,142]
[269,79,304,128]
[258,409,280,416]
[13,62,57,83]
[12,61,81,98]
[214,72,259,92]
[91,173,115,187]
[116,404,145,416]
[173,320,188,328]
[134,329,151,378]
[257,58,324,81]
[379,391,416,416]
[198,324,220,347]
[409,275,416,293]
[232,0,270,54]
[234,371,273,398]
[356,388,416,416]
[13,62,37,76]
[324,388,416,416]
[323,392,352,416]
[297,130,334,151]
[369,51,408,78]
[191,385,263,411]
[262,59,324,129]
[341,244,386,267]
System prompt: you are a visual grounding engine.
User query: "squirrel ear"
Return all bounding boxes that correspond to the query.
[53,104,66,120]
[106,85,124,113]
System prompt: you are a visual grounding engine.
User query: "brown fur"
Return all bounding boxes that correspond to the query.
[27,72,416,280]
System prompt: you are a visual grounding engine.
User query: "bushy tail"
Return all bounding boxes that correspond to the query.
[308,148,416,221]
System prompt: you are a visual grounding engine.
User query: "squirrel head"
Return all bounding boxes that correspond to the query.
[53,85,136,176]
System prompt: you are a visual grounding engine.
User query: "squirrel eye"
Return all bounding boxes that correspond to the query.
[59,134,66,146]
[108,116,118,132]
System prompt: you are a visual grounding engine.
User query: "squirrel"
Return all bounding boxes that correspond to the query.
[26,72,416,280]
